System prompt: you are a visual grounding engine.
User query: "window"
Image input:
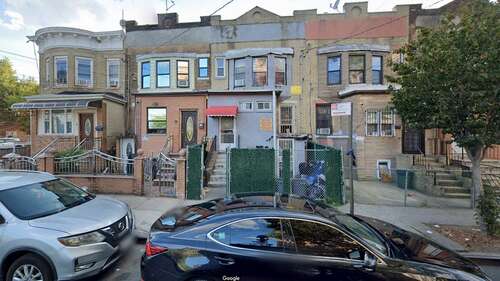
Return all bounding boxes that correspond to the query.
[290,220,364,259]
[335,214,388,255]
[253,57,267,86]
[349,55,365,84]
[75,57,92,87]
[107,59,120,88]
[275,57,286,86]
[316,105,331,135]
[239,101,253,112]
[198,58,208,79]
[372,56,383,84]
[280,105,294,134]
[147,108,167,134]
[215,57,225,78]
[177,60,189,88]
[41,109,73,135]
[327,56,341,85]
[256,101,271,111]
[211,219,286,252]
[54,56,67,85]
[45,58,51,86]
[234,59,245,87]
[141,62,151,89]
[366,108,395,137]
[156,60,170,88]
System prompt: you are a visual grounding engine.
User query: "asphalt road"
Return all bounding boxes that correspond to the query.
[90,242,500,281]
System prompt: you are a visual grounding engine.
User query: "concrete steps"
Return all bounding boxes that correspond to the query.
[207,153,227,188]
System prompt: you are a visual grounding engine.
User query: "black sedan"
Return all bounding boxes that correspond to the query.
[141,193,491,281]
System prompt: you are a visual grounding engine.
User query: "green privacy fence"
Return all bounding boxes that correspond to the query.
[227,148,276,195]
[186,144,203,200]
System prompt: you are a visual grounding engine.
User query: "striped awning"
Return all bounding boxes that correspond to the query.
[11,100,94,110]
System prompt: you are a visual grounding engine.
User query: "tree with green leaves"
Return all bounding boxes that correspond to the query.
[0,58,38,131]
[389,0,500,207]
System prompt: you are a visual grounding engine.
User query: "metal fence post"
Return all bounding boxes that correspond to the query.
[404,169,409,207]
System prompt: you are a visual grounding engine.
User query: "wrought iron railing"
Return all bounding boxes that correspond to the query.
[54,149,134,176]
[0,155,37,171]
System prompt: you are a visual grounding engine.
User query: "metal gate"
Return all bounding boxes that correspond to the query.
[144,153,176,197]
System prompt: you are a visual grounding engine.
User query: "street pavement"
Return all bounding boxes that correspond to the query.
[91,193,499,281]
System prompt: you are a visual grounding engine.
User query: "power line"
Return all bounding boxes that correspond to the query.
[428,0,448,8]
[0,49,37,61]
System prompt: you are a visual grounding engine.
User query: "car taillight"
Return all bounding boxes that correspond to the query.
[145,240,168,257]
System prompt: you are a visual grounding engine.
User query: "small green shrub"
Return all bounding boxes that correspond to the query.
[476,185,500,236]
[55,148,86,158]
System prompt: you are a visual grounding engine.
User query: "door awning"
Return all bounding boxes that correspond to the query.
[206,106,238,117]
[11,100,95,110]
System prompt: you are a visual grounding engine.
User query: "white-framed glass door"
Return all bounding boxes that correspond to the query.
[219,117,236,151]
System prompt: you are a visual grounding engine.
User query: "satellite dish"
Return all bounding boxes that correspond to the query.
[330,0,341,11]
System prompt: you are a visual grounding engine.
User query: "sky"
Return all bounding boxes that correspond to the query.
[0,0,453,80]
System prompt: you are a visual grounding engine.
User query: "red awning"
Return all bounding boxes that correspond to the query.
[206,106,238,117]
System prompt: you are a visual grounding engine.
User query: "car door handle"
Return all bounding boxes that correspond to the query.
[214,256,235,265]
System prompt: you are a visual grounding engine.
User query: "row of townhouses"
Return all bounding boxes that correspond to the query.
[14,1,467,179]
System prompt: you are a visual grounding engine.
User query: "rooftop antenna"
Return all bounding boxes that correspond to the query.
[330,0,341,12]
[166,0,175,12]
[119,8,126,31]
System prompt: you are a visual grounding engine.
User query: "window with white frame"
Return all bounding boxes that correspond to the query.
[45,58,51,86]
[275,57,286,86]
[234,59,245,87]
[75,57,93,87]
[215,57,225,78]
[349,55,365,84]
[156,60,170,88]
[280,105,294,134]
[366,108,395,136]
[40,109,73,135]
[256,101,271,111]
[239,101,253,112]
[372,55,383,85]
[107,59,120,88]
[198,58,208,79]
[327,56,341,85]
[54,56,67,85]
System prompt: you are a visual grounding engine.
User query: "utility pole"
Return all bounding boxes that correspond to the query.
[348,102,354,215]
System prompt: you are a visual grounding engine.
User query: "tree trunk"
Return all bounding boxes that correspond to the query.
[466,145,484,209]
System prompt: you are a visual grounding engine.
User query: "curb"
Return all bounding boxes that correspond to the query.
[460,252,500,261]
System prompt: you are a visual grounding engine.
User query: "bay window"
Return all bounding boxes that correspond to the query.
[156,60,170,88]
[75,57,93,87]
[253,57,267,86]
[349,55,365,84]
[177,60,189,87]
[41,109,73,135]
[215,57,225,78]
[198,58,208,78]
[54,56,67,86]
[234,59,245,87]
[327,56,341,85]
[141,62,150,89]
[372,56,383,84]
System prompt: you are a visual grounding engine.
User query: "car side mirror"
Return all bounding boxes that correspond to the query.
[0,215,5,224]
[363,252,377,271]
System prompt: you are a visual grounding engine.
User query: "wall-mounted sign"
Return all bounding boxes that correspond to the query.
[259,117,273,132]
[331,102,352,116]
[291,85,302,96]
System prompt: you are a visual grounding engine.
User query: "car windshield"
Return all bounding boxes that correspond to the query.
[0,179,94,220]
[335,215,388,256]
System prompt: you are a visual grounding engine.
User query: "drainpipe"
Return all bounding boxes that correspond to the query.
[272,90,278,177]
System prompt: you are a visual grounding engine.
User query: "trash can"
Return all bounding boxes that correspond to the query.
[396,169,414,190]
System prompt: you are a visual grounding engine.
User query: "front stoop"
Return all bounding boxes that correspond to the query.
[204,152,227,199]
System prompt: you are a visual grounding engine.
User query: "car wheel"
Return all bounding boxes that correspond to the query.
[6,254,54,281]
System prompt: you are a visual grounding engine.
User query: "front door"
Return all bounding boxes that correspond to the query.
[402,126,425,154]
[79,113,94,142]
[219,117,235,151]
[181,111,197,148]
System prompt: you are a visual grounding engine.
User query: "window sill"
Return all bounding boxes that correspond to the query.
[197,77,210,80]
[214,76,226,80]
[146,133,167,136]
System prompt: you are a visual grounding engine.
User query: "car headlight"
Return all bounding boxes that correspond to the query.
[58,231,106,247]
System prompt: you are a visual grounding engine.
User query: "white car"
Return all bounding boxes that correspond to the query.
[0,138,21,150]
